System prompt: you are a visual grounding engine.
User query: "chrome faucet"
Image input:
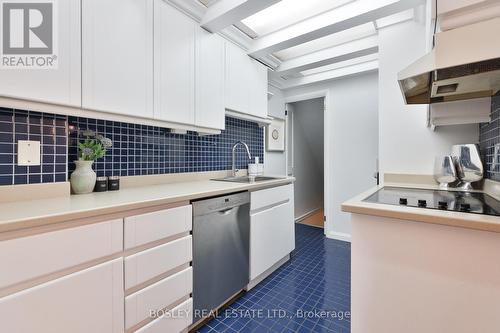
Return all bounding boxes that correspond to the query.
[232,141,252,177]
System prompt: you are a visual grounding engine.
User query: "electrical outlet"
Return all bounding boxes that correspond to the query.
[18,140,41,166]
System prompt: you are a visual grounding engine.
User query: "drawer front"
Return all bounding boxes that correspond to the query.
[0,258,124,333]
[250,184,293,212]
[0,219,123,289]
[250,200,295,280]
[135,298,193,333]
[125,267,192,329]
[125,236,192,290]
[124,205,192,249]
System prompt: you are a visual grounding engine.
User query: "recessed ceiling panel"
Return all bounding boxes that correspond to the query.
[376,8,414,28]
[273,22,376,61]
[241,0,354,37]
[300,53,379,76]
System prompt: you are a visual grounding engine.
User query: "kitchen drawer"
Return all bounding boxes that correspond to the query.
[125,267,192,329]
[0,219,123,289]
[135,298,193,333]
[250,184,293,212]
[125,236,192,289]
[124,205,192,249]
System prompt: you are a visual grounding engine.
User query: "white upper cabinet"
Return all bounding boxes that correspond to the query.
[0,0,81,106]
[225,42,268,119]
[195,28,226,130]
[82,0,154,118]
[154,0,195,125]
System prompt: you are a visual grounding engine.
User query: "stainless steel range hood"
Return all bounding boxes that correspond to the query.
[398,17,500,104]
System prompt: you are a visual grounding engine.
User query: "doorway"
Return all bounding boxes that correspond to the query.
[287,97,325,228]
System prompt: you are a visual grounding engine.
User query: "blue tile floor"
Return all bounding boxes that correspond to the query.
[196,224,351,333]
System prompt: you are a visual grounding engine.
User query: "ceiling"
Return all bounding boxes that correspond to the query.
[192,0,425,89]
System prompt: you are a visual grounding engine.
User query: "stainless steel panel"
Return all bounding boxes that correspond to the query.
[192,192,250,320]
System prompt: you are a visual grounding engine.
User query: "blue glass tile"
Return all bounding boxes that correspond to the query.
[0,143,13,154]
[14,174,27,184]
[0,122,13,132]
[0,175,13,185]
[54,173,66,182]
[0,164,12,175]
[0,155,13,164]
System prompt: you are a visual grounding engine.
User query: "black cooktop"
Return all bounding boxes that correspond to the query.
[363,187,500,217]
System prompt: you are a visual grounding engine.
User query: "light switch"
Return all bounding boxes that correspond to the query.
[18,140,41,166]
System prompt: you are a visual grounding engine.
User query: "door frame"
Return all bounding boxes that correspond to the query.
[284,90,332,238]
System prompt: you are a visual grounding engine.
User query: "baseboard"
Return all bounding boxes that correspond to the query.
[246,254,291,291]
[326,230,351,243]
[295,207,322,223]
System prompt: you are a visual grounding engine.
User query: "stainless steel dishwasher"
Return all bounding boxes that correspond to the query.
[192,192,250,321]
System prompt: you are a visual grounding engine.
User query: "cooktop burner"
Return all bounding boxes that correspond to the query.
[363,187,500,217]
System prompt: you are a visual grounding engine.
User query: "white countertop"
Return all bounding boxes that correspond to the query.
[342,185,500,233]
[0,177,294,233]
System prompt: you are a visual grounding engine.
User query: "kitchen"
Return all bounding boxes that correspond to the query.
[0,0,499,333]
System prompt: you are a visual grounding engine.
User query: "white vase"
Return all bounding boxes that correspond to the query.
[71,160,97,194]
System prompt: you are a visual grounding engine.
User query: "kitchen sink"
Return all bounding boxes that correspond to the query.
[212,176,284,183]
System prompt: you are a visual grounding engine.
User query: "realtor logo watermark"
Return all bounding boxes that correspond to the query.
[1,0,57,69]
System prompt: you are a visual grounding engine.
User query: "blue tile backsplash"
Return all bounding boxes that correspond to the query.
[479,94,500,181]
[0,108,68,186]
[68,116,264,177]
[0,107,264,185]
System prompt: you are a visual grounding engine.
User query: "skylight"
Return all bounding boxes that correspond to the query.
[241,0,354,37]
[273,22,377,61]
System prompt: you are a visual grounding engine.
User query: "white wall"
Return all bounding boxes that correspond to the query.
[283,72,379,240]
[264,85,287,175]
[378,19,479,182]
[290,98,324,219]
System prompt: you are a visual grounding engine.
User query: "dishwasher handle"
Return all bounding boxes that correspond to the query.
[218,207,237,215]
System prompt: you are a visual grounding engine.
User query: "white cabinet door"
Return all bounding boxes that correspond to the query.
[248,60,268,119]
[195,28,225,130]
[250,184,295,280]
[0,258,124,333]
[0,0,81,106]
[154,0,195,125]
[225,42,268,119]
[82,0,153,118]
[225,42,251,114]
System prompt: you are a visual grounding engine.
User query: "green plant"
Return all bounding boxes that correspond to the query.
[77,130,112,161]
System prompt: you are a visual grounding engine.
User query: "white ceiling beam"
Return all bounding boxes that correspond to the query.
[248,0,425,58]
[201,0,281,32]
[271,35,378,78]
[281,60,379,89]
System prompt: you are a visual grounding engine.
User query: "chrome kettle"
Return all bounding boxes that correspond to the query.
[451,144,484,191]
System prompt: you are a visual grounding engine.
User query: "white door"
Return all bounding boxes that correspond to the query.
[195,28,225,130]
[154,0,195,125]
[0,259,124,333]
[82,0,154,118]
[0,0,81,106]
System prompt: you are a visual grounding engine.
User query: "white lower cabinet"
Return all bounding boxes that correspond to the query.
[124,235,193,290]
[125,267,193,330]
[135,298,193,333]
[250,184,295,280]
[0,258,124,333]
